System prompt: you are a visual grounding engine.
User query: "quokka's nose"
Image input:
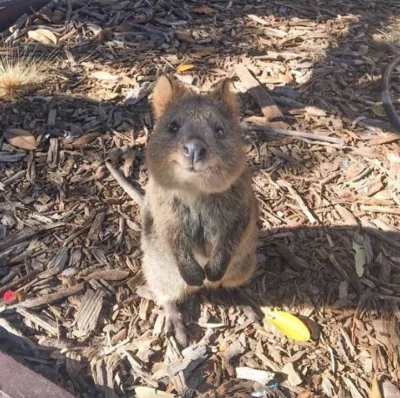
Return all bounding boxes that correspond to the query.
[182,139,207,163]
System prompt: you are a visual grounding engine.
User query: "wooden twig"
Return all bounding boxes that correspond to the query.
[235,64,286,123]
[105,162,144,207]
[277,180,318,224]
[382,55,400,134]
[9,283,85,309]
[241,121,345,146]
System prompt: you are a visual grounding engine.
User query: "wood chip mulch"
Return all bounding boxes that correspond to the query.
[1,0,400,397]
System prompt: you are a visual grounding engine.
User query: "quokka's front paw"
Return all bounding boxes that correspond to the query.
[204,262,226,282]
[179,261,205,286]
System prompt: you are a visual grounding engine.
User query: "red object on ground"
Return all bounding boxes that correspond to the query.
[3,290,16,303]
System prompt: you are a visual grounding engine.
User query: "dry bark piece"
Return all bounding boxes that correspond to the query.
[80,269,129,281]
[165,337,187,395]
[343,377,364,398]
[73,289,103,336]
[127,272,146,293]
[88,212,105,241]
[0,152,26,162]
[282,363,302,387]
[16,307,59,336]
[0,222,65,252]
[235,64,286,124]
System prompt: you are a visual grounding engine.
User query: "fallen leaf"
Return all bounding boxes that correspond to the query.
[28,28,58,45]
[134,387,178,398]
[91,71,119,81]
[370,375,382,398]
[352,240,366,277]
[4,129,37,150]
[261,309,311,341]
[177,64,195,73]
[371,105,386,117]
[191,5,214,15]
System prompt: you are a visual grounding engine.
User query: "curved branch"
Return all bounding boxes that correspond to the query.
[382,54,400,134]
[105,162,144,207]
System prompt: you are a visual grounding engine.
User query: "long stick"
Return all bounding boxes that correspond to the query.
[105,162,144,207]
[240,121,345,145]
[382,55,400,134]
[9,282,85,309]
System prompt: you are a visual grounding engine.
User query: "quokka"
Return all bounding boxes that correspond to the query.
[139,75,259,346]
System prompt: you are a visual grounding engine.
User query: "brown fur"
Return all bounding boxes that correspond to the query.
[141,75,259,346]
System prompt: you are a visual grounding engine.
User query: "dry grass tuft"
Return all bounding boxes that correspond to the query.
[0,47,49,99]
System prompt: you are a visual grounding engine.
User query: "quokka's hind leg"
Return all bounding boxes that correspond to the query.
[141,246,197,347]
[164,301,188,348]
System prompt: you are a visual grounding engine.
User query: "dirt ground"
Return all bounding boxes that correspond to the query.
[1,0,400,397]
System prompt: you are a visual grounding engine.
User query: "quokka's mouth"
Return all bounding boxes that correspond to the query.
[184,166,202,174]
[174,159,207,173]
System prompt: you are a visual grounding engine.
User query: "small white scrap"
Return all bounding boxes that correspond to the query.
[236,367,275,385]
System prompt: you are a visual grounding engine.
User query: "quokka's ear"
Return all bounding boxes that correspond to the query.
[152,75,190,119]
[211,79,239,117]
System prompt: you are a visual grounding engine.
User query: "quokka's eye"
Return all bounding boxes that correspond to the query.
[214,127,224,139]
[168,121,180,135]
